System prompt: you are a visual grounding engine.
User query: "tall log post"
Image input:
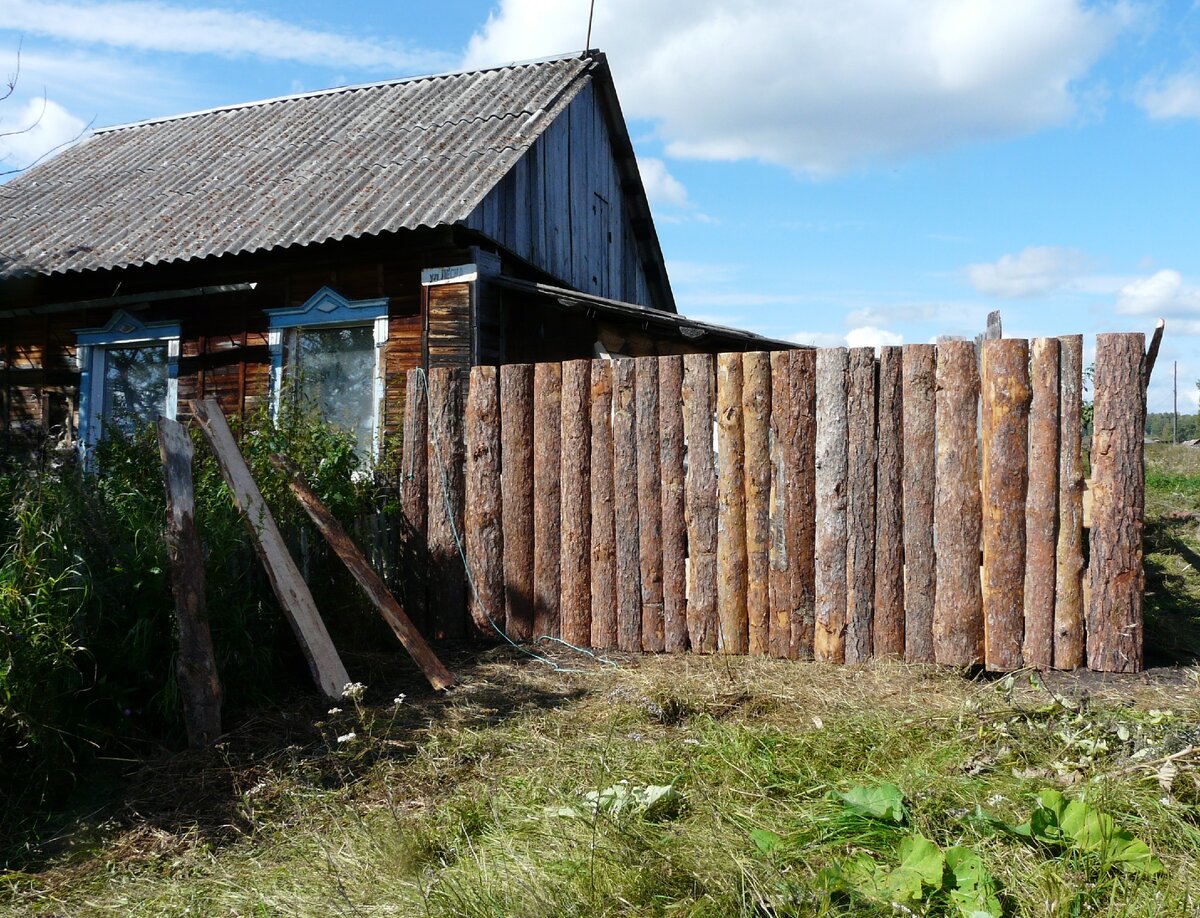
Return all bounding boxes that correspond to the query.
[560,359,592,648]
[1023,338,1059,669]
[933,341,984,666]
[790,349,817,658]
[612,358,642,651]
[1055,335,1086,669]
[742,351,772,655]
[980,339,1030,671]
[659,355,689,653]
[465,366,503,640]
[1087,333,1146,673]
[769,351,796,657]
[845,347,877,664]
[682,354,719,653]
[427,367,466,640]
[500,364,534,641]
[873,345,904,659]
[636,358,665,651]
[814,348,849,663]
[902,345,937,663]
[533,362,562,639]
[716,352,749,654]
[400,369,428,633]
[589,360,618,649]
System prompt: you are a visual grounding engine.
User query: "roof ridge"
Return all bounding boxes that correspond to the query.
[96,50,597,136]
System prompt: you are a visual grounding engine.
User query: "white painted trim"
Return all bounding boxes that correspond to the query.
[421,264,478,286]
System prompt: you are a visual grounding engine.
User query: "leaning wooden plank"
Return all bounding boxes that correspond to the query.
[427,368,467,641]
[873,345,904,659]
[814,348,849,663]
[659,355,689,654]
[636,357,665,651]
[845,347,877,664]
[465,366,504,641]
[742,351,772,655]
[980,338,1030,672]
[590,360,618,649]
[716,352,749,654]
[560,359,592,647]
[270,455,455,691]
[157,417,222,747]
[1055,335,1086,670]
[682,354,718,653]
[500,364,534,641]
[189,398,349,700]
[1023,337,1059,670]
[902,345,937,663]
[533,362,562,639]
[612,357,642,651]
[1087,333,1146,673]
[400,369,428,633]
[933,341,984,666]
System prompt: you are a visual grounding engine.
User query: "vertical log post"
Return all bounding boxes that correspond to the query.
[636,358,665,651]
[902,345,937,663]
[589,360,618,649]
[400,369,428,633]
[845,347,877,664]
[612,358,642,651]
[1055,335,1086,670]
[814,348,849,663]
[790,349,818,659]
[427,367,467,640]
[742,352,772,655]
[769,351,795,657]
[1023,338,1059,669]
[157,417,222,747]
[933,341,984,666]
[533,362,562,639]
[500,364,534,641]
[874,345,904,659]
[1087,333,1146,673]
[682,354,719,653]
[560,359,592,648]
[659,355,689,653]
[465,366,503,640]
[981,339,1030,671]
[716,352,749,654]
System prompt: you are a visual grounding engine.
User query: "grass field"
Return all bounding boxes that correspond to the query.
[2,447,1199,917]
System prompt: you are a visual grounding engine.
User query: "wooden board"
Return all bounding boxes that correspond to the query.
[500,364,534,641]
[682,354,718,653]
[814,348,849,663]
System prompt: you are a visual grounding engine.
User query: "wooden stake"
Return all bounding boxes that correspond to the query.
[589,360,617,649]
[769,350,796,658]
[742,351,772,655]
[845,347,877,664]
[659,355,689,654]
[1055,335,1086,670]
[636,357,665,651]
[400,369,428,632]
[1023,337,1059,670]
[500,364,534,641]
[902,345,937,663]
[189,398,349,699]
[716,352,749,654]
[1087,333,1146,673]
[814,348,849,663]
[533,362,562,639]
[560,359,592,647]
[612,357,642,651]
[465,366,503,640]
[157,417,222,747]
[790,349,817,659]
[427,367,466,640]
[682,354,718,653]
[874,345,904,659]
[270,455,455,691]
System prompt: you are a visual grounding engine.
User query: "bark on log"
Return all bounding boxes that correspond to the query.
[500,364,534,641]
[1023,338,1059,670]
[659,355,689,653]
[790,349,817,659]
[157,417,222,747]
[1055,335,1086,670]
[636,358,665,651]
[814,348,849,663]
[768,351,795,657]
[902,345,937,663]
[874,346,904,659]
[612,358,642,651]
[560,359,592,648]
[400,369,428,632]
[533,362,562,639]
[427,367,467,640]
[845,347,877,664]
[716,352,749,654]
[980,339,1030,672]
[682,354,719,653]
[465,366,504,640]
[933,341,984,666]
[742,351,772,655]
[1087,333,1146,673]
[589,360,617,649]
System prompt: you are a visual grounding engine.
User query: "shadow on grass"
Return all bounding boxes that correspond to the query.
[1144,518,1200,667]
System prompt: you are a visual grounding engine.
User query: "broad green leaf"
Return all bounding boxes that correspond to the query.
[749,828,785,855]
[945,846,1002,918]
[834,783,908,824]
[883,834,944,902]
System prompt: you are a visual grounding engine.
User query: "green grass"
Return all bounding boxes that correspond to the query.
[1144,444,1200,664]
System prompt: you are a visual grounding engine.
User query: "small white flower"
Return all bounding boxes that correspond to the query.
[341,682,366,701]
[336,731,358,744]
[327,707,342,715]
[393,694,407,707]
[682,738,701,746]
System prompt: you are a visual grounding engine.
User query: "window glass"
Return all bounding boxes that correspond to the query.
[102,344,169,436]
[295,324,375,457]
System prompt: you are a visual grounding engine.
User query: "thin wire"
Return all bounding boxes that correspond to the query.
[585,0,597,54]
[415,367,617,673]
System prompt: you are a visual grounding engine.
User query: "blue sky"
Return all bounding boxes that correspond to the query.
[2,0,1198,411]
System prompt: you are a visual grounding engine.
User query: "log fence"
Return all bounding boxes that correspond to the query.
[400,332,1148,673]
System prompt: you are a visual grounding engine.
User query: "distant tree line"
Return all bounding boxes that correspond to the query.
[1146,411,1200,442]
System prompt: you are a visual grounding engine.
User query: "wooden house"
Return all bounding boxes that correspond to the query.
[0,51,788,458]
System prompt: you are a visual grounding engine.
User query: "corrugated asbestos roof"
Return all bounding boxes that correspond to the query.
[0,55,593,278]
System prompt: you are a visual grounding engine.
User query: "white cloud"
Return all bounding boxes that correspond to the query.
[0,96,88,167]
[788,327,904,349]
[1137,70,1200,120]
[464,0,1127,175]
[637,156,689,207]
[2,0,449,72]
[965,246,1089,298]
[1115,269,1200,318]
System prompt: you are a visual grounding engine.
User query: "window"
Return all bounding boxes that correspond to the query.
[266,287,388,460]
[76,310,181,453]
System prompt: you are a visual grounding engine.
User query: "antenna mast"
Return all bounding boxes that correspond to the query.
[585,0,597,53]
